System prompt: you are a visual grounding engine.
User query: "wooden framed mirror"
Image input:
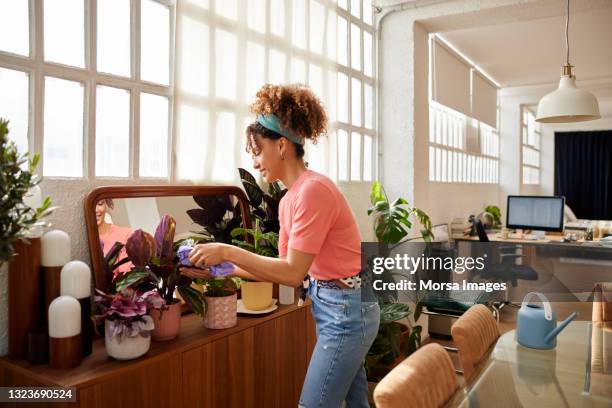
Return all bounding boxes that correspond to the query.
[84,185,252,292]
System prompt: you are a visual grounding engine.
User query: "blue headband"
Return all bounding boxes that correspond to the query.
[256,114,304,145]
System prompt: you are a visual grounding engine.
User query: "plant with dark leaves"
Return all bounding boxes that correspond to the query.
[238,167,286,238]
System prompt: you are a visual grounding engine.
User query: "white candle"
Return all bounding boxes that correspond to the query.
[41,230,71,267]
[48,296,81,338]
[60,261,91,299]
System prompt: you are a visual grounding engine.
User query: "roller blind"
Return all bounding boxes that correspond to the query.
[472,69,498,128]
[432,38,471,117]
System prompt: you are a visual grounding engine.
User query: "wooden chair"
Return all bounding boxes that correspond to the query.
[373,343,459,408]
[450,304,500,380]
[592,282,612,322]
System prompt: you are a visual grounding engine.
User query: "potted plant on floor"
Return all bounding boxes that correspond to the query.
[112,215,205,341]
[94,289,160,360]
[366,181,433,384]
[230,218,278,311]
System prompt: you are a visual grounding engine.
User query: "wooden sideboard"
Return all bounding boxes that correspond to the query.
[0,303,317,408]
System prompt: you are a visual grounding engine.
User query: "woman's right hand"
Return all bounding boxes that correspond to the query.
[179,266,213,280]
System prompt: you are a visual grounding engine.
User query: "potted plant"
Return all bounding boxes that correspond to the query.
[94,289,160,360]
[230,218,278,311]
[366,181,433,383]
[112,215,205,341]
[0,118,53,356]
[199,277,239,330]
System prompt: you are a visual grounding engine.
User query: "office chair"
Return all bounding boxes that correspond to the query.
[474,219,538,312]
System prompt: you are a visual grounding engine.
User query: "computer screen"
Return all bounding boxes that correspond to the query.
[506,196,565,232]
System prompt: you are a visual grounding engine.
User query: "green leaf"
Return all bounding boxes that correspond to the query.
[114,270,150,292]
[178,285,206,316]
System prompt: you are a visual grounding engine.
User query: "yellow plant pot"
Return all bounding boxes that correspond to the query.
[241,282,273,311]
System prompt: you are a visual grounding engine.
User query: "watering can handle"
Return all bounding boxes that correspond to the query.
[521,292,553,320]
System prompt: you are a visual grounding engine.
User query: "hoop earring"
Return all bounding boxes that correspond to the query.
[280,153,285,160]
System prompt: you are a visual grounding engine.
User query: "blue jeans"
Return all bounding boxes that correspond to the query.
[299,279,380,408]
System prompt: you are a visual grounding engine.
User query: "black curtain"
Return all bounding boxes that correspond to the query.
[554,130,612,219]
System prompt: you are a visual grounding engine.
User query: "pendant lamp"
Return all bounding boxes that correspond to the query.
[535,0,600,123]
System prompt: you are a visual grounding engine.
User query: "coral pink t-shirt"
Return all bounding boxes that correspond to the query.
[100,224,133,275]
[278,170,361,280]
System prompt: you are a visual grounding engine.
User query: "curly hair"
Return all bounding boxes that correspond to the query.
[249,84,328,143]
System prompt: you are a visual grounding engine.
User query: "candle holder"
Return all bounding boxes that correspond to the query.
[48,296,82,369]
[61,261,92,357]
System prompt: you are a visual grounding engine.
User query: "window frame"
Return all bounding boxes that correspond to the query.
[520,105,541,185]
[0,0,176,180]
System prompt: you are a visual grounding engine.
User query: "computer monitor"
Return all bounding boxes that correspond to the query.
[506,195,565,232]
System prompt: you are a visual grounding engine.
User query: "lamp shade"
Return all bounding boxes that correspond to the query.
[60,261,91,299]
[48,296,81,338]
[41,230,71,267]
[536,76,601,123]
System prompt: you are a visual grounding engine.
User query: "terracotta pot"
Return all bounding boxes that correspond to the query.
[204,292,237,329]
[240,281,273,311]
[150,301,182,341]
[104,320,150,360]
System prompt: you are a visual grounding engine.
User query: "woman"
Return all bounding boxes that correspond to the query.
[183,84,379,408]
[96,198,133,275]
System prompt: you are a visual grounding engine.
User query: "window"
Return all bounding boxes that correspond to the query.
[521,107,541,185]
[0,1,173,179]
[336,0,376,182]
[175,0,377,182]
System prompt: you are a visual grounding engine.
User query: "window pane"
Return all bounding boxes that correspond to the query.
[140,93,169,178]
[363,0,373,25]
[351,24,361,71]
[97,0,130,76]
[364,83,373,129]
[292,0,306,49]
[43,77,83,177]
[337,73,348,123]
[215,0,237,20]
[338,0,348,10]
[291,58,306,83]
[310,0,325,54]
[270,0,285,37]
[364,30,373,77]
[215,30,237,99]
[44,0,84,67]
[95,86,130,177]
[142,0,170,85]
[338,129,348,181]
[212,112,236,182]
[0,68,29,155]
[186,0,209,8]
[351,78,361,126]
[338,17,348,66]
[269,49,286,83]
[180,17,209,96]
[177,104,208,180]
[350,132,361,180]
[247,0,266,33]
[246,42,265,102]
[326,9,337,61]
[350,0,360,19]
[363,134,372,181]
[0,0,29,56]
[308,64,323,98]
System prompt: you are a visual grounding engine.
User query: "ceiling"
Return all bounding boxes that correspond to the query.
[440,5,612,87]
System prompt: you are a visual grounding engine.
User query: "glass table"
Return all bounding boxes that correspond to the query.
[450,321,612,408]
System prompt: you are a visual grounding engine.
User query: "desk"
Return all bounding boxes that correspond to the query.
[0,303,317,408]
[450,321,612,408]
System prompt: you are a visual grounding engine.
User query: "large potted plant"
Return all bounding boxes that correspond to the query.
[366,181,433,382]
[0,119,53,356]
[230,218,278,311]
[112,215,205,341]
[94,289,160,360]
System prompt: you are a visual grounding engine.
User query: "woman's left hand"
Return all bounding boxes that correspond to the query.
[188,243,229,268]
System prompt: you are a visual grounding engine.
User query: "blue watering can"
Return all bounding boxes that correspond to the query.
[516,292,577,349]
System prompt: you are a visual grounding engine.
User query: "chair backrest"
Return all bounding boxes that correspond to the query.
[373,343,459,408]
[474,219,489,242]
[592,282,612,322]
[451,304,500,380]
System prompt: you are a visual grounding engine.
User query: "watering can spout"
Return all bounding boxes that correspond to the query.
[544,312,577,344]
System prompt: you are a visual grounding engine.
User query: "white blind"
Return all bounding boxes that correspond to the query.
[432,39,470,117]
[472,70,498,128]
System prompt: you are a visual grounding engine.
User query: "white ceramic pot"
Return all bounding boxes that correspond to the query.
[104,320,151,360]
